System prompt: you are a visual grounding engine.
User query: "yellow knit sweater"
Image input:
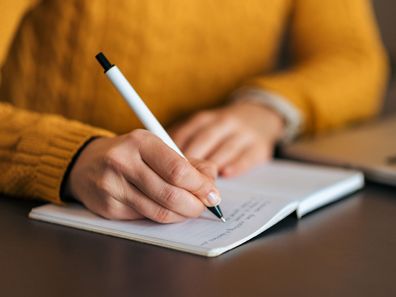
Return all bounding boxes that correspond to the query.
[0,0,388,203]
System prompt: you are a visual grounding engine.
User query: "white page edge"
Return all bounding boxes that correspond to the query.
[29,201,299,257]
[296,172,364,218]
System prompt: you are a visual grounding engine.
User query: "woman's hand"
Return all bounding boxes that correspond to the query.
[170,101,285,177]
[63,129,220,223]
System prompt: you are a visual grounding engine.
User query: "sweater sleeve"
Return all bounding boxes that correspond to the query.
[242,0,389,135]
[0,103,114,203]
[0,1,115,203]
[0,0,39,67]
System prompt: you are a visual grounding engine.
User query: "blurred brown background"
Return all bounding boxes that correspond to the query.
[373,0,396,114]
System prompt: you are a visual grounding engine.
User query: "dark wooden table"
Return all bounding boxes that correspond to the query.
[0,183,395,297]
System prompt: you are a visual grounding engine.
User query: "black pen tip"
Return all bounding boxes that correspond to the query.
[208,206,225,222]
[95,52,114,72]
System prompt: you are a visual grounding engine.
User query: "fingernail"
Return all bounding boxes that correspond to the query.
[208,191,221,206]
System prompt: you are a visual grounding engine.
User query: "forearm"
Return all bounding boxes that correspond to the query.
[0,102,114,202]
[239,0,389,135]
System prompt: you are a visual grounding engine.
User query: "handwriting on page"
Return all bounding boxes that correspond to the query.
[32,187,295,254]
[199,198,269,246]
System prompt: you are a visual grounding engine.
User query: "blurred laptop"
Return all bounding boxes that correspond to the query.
[283,116,396,186]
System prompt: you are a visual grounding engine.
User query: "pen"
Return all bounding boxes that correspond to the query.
[95,52,226,222]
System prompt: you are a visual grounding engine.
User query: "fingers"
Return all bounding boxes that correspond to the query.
[139,136,221,207]
[125,161,206,218]
[100,190,186,223]
[119,182,187,223]
[85,195,143,221]
[207,133,252,169]
[222,146,271,177]
[171,111,274,177]
[90,171,188,223]
[171,112,215,149]
[182,121,235,159]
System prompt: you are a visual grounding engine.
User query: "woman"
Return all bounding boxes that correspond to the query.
[0,0,388,222]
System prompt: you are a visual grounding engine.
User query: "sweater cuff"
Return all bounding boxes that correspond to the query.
[231,87,303,143]
[34,121,114,204]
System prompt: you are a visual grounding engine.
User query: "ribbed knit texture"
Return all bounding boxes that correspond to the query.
[0,0,388,203]
[0,103,114,203]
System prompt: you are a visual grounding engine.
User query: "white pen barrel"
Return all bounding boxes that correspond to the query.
[106,66,185,158]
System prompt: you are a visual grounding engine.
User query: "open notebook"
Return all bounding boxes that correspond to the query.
[29,160,364,257]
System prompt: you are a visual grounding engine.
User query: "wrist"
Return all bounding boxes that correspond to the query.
[230,100,286,142]
[231,88,302,142]
[60,137,101,202]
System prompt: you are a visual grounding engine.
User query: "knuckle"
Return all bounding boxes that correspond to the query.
[168,160,189,184]
[103,149,122,170]
[95,174,114,195]
[100,200,122,219]
[153,207,173,223]
[103,150,132,175]
[160,186,179,206]
[127,129,148,143]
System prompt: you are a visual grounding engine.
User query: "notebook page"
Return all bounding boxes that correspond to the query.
[296,171,363,218]
[217,160,360,199]
[30,187,297,257]
[29,161,361,256]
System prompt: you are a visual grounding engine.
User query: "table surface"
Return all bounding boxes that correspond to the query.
[1,182,395,297]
